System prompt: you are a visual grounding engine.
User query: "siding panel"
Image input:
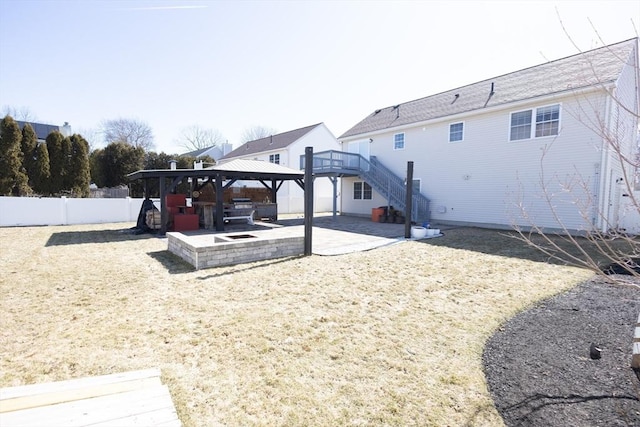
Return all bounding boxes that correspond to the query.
[345,92,610,232]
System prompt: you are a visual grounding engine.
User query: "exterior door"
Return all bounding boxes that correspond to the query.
[618,188,640,235]
[347,140,370,170]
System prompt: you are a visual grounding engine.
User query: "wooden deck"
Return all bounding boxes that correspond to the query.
[0,368,181,426]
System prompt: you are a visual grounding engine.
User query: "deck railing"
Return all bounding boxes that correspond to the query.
[300,150,430,223]
[300,150,369,174]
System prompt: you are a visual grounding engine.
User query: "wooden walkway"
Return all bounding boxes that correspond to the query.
[0,368,181,426]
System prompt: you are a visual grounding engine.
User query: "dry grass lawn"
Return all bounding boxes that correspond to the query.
[0,223,596,426]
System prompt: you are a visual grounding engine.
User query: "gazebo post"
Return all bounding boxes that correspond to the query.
[270,179,278,221]
[159,176,167,235]
[215,173,225,231]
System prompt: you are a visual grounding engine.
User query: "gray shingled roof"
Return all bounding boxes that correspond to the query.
[340,38,638,139]
[221,123,322,159]
[182,146,214,157]
[16,121,60,140]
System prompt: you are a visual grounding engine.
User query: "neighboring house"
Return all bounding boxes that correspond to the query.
[219,123,340,214]
[182,142,233,165]
[16,120,72,142]
[328,38,639,234]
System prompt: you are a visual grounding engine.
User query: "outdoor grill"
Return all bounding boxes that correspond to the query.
[231,198,253,209]
[226,198,277,222]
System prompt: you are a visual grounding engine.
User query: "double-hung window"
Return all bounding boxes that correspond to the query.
[269,154,280,164]
[449,122,464,142]
[394,133,405,150]
[353,181,372,200]
[535,105,560,137]
[510,104,560,141]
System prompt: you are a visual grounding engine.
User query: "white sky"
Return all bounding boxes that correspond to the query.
[0,0,638,153]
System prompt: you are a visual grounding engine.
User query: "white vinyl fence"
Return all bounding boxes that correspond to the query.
[0,197,158,227]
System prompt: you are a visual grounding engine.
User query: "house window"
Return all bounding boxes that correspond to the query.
[353,181,372,200]
[269,154,280,164]
[363,182,372,199]
[449,122,464,142]
[394,133,405,150]
[535,105,560,137]
[510,110,532,141]
[411,179,421,193]
[510,104,560,141]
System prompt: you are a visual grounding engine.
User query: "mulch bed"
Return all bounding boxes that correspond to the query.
[483,278,640,426]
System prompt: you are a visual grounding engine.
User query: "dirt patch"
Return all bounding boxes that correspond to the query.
[483,278,640,426]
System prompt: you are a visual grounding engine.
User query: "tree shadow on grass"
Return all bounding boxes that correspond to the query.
[415,227,638,269]
[45,228,160,247]
[146,250,195,274]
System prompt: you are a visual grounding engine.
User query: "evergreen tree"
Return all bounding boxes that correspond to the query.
[144,151,173,170]
[21,123,38,191]
[99,142,144,188]
[141,151,173,196]
[32,142,50,195]
[0,116,27,195]
[89,148,105,188]
[46,131,65,195]
[68,134,90,197]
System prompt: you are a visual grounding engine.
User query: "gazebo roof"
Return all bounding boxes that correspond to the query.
[128,159,304,181]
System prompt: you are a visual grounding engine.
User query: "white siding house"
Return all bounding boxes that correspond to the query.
[16,120,72,142]
[338,39,639,234]
[219,123,340,214]
[182,142,233,164]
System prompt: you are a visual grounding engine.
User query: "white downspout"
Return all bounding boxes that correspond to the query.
[598,87,614,233]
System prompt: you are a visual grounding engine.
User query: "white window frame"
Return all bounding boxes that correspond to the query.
[509,104,560,141]
[393,133,405,150]
[353,181,372,200]
[449,122,464,142]
[269,153,280,164]
[509,109,533,141]
[535,104,561,138]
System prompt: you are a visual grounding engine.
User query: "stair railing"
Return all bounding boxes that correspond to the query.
[300,150,430,222]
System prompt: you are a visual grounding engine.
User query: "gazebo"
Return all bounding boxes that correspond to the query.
[128,158,307,234]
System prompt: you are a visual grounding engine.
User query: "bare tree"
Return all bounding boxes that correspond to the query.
[175,125,225,151]
[75,127,101,151]
[240,125,278,143]
[512,22,639,285]
[2,105,37,122]
[101,118,154,150]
